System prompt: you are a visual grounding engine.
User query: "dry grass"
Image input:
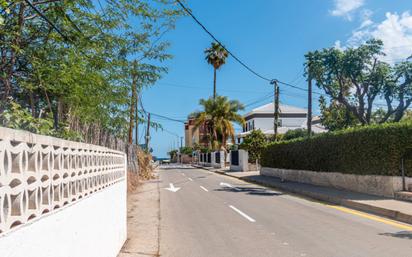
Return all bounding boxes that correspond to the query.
[137,149,155,180]
[127,171,140,193]
[127,149,156,192]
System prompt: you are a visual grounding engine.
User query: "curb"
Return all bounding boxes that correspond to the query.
[192,165,412,226]
[240,176,412,225]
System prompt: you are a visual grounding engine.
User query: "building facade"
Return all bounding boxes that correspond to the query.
[184,118,210,148]
[237,103,326,142]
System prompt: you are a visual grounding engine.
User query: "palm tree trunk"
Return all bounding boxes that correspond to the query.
[213,67,217,99]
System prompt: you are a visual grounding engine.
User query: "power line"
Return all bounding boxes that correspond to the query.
[244,92,273,108]
[175,0,322,95]
[158,82,269,94]
[175,0,272,82]
[150,113,186,123]
[24,0,71,42]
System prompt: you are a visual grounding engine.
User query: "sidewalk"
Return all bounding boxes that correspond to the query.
[118,172,160,257]
[195,165,412,225]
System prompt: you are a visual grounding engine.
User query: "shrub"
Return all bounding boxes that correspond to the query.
[239,130,267,163]
[180,146,194,156]
[261,122,412,176]
[282,128,312,141]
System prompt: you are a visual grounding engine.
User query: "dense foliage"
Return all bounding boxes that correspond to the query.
[179,146,193,155]
[191,95,245,150]
[239,129,267,163]
[168,149,178,159]
[0,1,182,143]
[282,128,313,141]
[306,40,412,127]
[261,122,412,176]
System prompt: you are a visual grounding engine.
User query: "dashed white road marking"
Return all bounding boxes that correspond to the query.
[181,173,186,176]
[200,186,209,192]
[229,205,256,222]
[188,177,193,181]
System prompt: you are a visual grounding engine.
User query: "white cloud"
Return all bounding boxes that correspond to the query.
[339,11,412,64]
[331,0,365,20]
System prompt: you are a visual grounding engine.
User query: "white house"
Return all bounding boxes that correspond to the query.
[236,103,326,143]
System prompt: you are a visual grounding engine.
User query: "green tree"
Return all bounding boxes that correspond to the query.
[168,149,178,160]
[204,42,229,99]
[191,96,244,150]
[319,96,359,131]
[0,0,182,143]
[306,39,412,125]
[239,129,267,163]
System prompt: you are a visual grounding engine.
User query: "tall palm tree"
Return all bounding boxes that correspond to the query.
[191,96,244,150]
[205,42,229,99]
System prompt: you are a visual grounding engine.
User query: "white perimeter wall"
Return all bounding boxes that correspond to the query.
[0,180,127,257]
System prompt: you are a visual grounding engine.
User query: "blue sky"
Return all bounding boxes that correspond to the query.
[141,0,412,158]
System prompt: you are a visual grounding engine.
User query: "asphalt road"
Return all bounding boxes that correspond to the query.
[159,165,412,257]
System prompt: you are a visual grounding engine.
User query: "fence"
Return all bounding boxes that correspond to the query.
[0,126,127,257]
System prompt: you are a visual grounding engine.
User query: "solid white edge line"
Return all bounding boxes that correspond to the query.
[200,186,209,192]
[229,205,256,222]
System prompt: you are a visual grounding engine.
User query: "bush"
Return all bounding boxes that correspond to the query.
[239,130,267,163]
[261,122,412,176]
[180,146,194,156]
[282,128,312,141]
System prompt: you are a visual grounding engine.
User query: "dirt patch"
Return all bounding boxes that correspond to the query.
[127,172,140,193]
[118,172,160,257]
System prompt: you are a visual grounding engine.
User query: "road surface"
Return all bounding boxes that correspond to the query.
[159,165,412,257]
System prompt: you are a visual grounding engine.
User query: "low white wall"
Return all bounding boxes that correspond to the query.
[0,126,127,257]
[261,167,412,197]
[0,180,127,257]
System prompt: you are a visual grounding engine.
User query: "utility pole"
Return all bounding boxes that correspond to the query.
[145,113,151,152]
[128,61,138,144]
[307,76,312,137]
[135,92,139,145]
[271,80,280,140]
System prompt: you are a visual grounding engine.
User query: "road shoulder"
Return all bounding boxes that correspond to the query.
[118,172,160,257]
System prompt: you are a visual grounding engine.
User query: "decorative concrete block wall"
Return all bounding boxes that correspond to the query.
[0,127,127,257]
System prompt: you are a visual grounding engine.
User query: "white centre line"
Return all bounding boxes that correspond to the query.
[200,186,209,192]
[188,177,193,181]
[229,205,256,223]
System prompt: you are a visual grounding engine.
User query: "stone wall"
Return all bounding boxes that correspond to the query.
[0,126,127,257]
[261,167,412,197]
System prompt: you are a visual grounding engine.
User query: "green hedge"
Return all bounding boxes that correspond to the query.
[261,122,412,176]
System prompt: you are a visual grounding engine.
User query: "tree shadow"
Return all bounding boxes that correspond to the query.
[379,231,412,240]
[215,186,283,197]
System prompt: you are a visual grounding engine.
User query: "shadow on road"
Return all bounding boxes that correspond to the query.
[215,186,283,197]
[379,231,412,240]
